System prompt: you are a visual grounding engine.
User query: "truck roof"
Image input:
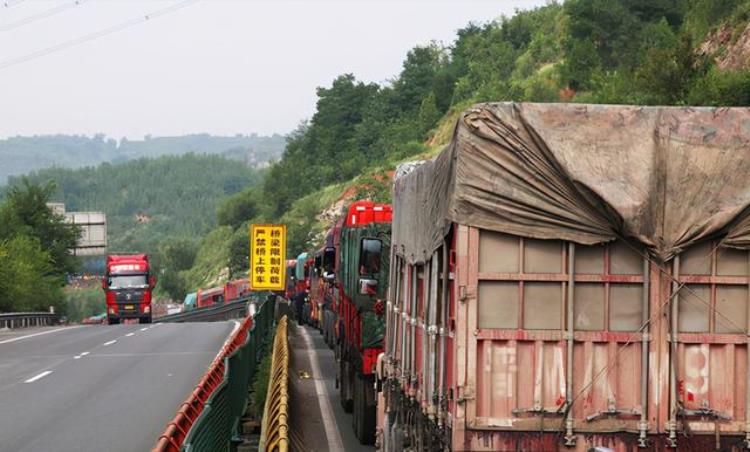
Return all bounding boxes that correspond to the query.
[345,200,392,227]
[392,102,750,264]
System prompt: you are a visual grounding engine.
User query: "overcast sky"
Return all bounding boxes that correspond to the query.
[0,0,547,139]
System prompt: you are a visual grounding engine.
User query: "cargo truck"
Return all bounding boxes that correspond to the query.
[336,200,392,445]
[380,102,750,451]
[102,254,155,325]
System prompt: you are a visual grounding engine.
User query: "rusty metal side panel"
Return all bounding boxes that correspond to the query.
[676,342,748,433]
[451,224,471,449]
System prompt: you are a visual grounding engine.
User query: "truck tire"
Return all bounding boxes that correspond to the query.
[353,373,376,445]
[108,316,119,325]
[139,315,152,324]
[339,352,353,413]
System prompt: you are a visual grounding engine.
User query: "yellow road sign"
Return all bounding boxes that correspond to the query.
[250,224,286,291]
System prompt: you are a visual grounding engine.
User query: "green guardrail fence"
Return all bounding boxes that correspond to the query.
[181,293,276,452]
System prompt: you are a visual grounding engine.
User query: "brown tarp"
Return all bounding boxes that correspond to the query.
[392,102,750,264]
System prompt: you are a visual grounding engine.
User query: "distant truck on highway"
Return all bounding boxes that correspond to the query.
[102,254,156,325]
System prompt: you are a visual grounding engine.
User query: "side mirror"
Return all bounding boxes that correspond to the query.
[358,278,378,295]
[101,278,108,290]
[149,276,157,288]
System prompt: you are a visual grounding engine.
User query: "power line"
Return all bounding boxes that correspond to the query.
[2,0,25,9]
[0,0,200,72]
[0,0,86,32]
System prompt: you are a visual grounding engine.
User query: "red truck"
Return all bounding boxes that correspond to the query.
[102,254,155,325]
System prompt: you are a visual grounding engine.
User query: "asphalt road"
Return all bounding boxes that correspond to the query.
[289,323,375,452]
[0,321,238,452]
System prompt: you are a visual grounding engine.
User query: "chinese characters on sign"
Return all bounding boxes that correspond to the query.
[250,224,286,291]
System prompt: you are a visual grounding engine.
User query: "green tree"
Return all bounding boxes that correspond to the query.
[0,179,80,278]
[0,235,62,313]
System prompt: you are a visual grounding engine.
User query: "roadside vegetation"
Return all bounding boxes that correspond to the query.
[0,180,80,313]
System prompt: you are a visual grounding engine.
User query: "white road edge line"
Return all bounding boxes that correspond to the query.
[24,371,53,383]
[298,325,344,451]
[0,326,83,345]
[103,340,117,346]
[125,333,134,337]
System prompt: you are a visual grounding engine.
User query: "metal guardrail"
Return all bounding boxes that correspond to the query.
[155,292,271,324]
[0,312,60,329]
[258,315,289,452]
[153,293,275,452]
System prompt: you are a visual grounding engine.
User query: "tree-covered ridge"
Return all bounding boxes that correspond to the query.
[0,133,285,183]
[10,154,264,257]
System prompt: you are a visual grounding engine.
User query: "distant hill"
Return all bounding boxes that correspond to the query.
[9,153,265,256]
[0,133,285,183]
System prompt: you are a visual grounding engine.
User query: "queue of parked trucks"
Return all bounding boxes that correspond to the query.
[286,102,750,451]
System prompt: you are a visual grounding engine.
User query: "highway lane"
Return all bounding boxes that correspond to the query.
[0,321,238,452]
[289,323,375,452]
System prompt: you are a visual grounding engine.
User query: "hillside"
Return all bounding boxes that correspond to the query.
[0,133,285,183]
[165,0,750,296]
[11,154,264,259]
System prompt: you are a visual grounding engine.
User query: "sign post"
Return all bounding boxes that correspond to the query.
[250,224,286,291]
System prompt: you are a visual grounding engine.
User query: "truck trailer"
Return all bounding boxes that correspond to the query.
[380,102,750,451]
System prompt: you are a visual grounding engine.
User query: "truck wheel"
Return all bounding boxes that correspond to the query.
[339,353,353,413]
[108,316,120,325]
[354,373,376,445]
[139,315,152,324]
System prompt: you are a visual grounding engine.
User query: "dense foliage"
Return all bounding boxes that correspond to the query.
[0,180,80,313]
[0,133,285,184]
[11,154,264,256]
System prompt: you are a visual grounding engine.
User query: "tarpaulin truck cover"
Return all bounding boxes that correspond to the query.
[393,102,750,264]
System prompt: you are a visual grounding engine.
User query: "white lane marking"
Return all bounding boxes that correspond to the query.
[125,333,134,337]
[140,327,148,331]
[102,340,117,346]
[24,371,53,383]
[298,325,344,451]
[74,351,91,359]
[0,326,83,345]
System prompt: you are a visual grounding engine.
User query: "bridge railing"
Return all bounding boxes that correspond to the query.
[155,293,267,324]
[258,315,289,452]
[0,312,60,329]
[152,292,276,452]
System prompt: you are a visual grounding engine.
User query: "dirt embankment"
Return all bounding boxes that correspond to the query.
[698,22,750,71]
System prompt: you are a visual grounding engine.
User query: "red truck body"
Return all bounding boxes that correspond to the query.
[103,254,154,325]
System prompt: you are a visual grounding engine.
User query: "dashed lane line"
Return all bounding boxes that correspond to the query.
[102,340,117,346]
[24,371,53,383]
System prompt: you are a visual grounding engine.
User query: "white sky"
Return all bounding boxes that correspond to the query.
[0,0,547,139]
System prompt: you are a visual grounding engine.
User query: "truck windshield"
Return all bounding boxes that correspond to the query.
[359,238,382,275]
[109,275,148,289]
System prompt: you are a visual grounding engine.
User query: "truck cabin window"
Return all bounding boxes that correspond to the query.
[323,247,336,273]
[314,254,322,272]
[359,238,382,275]
[108,275,148,289]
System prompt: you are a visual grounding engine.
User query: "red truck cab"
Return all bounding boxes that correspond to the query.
[102,254,155,325]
